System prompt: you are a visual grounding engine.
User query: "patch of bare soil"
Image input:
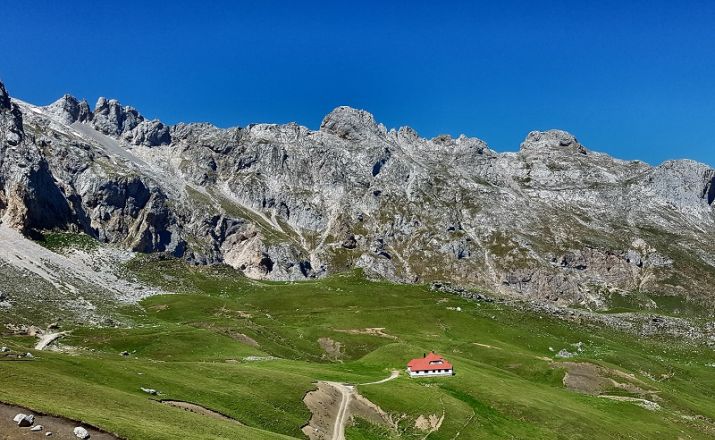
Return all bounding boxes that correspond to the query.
[147,303,169,312]
[160,400,243,424]
[414,412,445,435]
[0,402,119,439]
[302,382,342,440]
[349,393,393,429]
[318,337,344,361]
[335,328,397,340]
[554,362,660,402]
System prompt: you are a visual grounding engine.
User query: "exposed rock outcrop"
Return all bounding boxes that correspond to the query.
[1,80,713,306]
[45,95,92,124]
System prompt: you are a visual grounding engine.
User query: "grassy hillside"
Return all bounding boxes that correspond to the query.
[1,258,715,439]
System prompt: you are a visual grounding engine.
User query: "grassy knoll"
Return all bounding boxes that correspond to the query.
[1,261,715,439]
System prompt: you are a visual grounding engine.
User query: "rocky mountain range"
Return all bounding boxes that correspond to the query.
[1,80,713,309]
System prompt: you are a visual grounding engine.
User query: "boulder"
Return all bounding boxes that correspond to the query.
[556,349,576,359]
[31,425,43,431]
[16,413,35,427]
[73,426,90,439]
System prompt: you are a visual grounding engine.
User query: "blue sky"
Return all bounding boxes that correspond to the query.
[2,1,713,166]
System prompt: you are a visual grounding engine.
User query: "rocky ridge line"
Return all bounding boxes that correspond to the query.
[0,80,713,309]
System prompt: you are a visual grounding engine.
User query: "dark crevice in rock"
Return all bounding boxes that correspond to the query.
[704,176,715,205]
[259,255,274,273]
[299,260,312,277]
[371,149,391,177]
[0,82,11,110]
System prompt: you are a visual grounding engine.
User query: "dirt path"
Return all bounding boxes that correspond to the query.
[303,371,399,440]
[327,382,353,440]
[359,370,399,385]
[0,402,118,439]
[160,400,243,424]
[35,332,67,350]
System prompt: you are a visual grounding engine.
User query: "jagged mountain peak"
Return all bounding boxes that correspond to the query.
[89,96,170,146]
[395,125,420,140]
[44,94,92,124]
[520,129,587,155]
[320,105,386,141]
[94,96,124,110]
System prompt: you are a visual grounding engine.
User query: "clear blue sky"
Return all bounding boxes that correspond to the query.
[2,1,713,166]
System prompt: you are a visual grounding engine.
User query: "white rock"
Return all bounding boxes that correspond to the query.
[16,413,35,427]
[73,426,90,439]
[556,349,576,359]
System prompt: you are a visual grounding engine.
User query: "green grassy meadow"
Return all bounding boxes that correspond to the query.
[1,258,715,439]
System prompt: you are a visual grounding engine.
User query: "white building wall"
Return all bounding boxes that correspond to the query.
[407,368,453,378]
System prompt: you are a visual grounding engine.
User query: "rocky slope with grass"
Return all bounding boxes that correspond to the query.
[0,80,713,309]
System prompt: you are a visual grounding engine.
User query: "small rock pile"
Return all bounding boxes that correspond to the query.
[10,412,93,438]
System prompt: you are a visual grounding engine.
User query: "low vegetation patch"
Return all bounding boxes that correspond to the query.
[1,261,715,439]
[35,231,99,252]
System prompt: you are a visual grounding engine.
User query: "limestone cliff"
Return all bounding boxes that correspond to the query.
[1,81,713,308]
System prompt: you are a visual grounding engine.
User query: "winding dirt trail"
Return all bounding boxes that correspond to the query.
[331,370,400,439]
[325,382,353,440]
[305,371,399,440]
[359,370,399,386]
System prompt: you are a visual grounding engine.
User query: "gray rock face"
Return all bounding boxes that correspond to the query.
[91,97,170,146]
[320,106,385,141]
[1,80,714,307]
[92,97,140,136]
[520,129,587,155]
[123,119,171,146]
[0,86,73,232]
[45,95,92,124]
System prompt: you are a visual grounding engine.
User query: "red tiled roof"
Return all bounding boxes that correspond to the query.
[407,352,453,372]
